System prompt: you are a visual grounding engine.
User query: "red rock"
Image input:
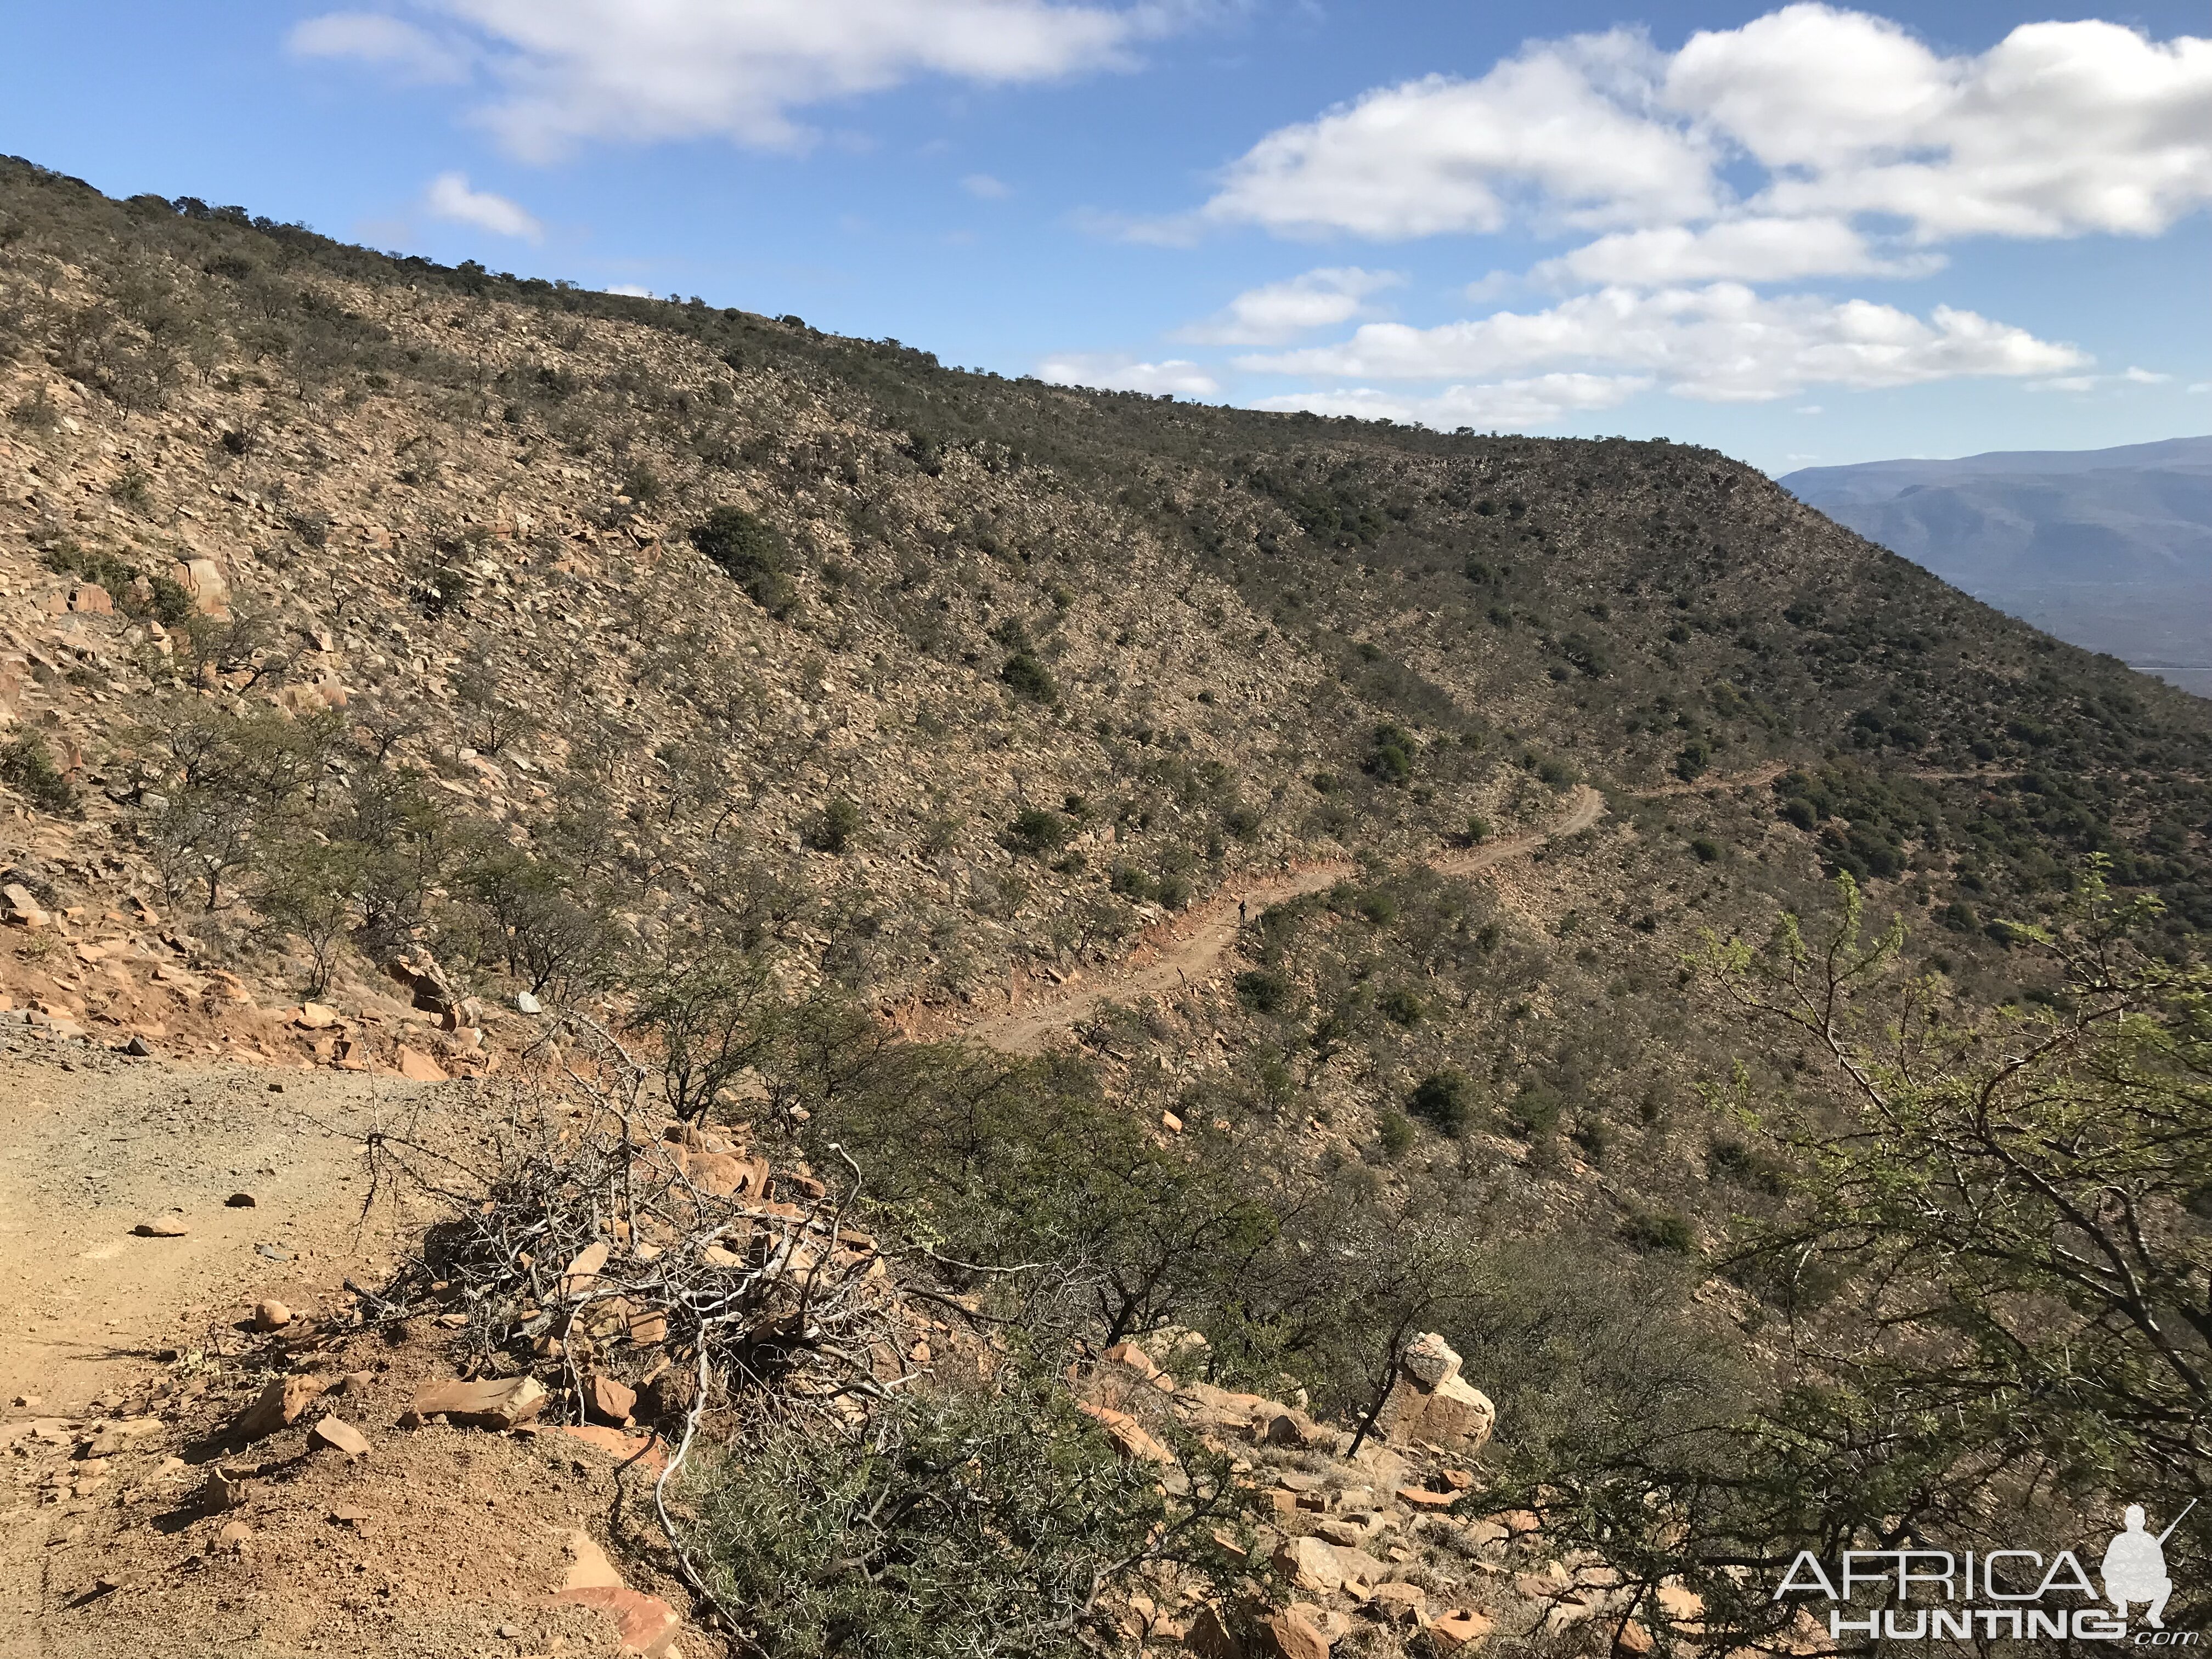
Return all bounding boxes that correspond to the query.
[1430,1610,1496,1653]
[235,1373,327,1441]
[553,1585,681,1656]
[1252,1606,1331,1659]
[586,1373,637,1426]
[132,1216,190,1238]
[1398,1484,1462,1510]
[396,1046,448,1082]
[252,1299,292,1330]
[408,1374,546,1429]
[308,1415,370,1457]
[67,583,113,615]
[561,1424,667,1471]
[1074,1398,1174,1465]
[1367,1581,1427,1624]
[558,1240,610,1299]
[1102,1340,1161,1378]
[679,1148,769,1198]
[1615,1620,1655,1655]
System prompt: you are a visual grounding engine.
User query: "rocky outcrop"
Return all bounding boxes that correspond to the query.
[1372,1332,1497,1453]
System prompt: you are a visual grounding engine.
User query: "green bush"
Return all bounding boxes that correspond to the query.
[1367,722,1414,785]
[1006,807,1071,857]
[1375,1111,1417,1158]
[0,733,77,816]
[690,1362,1254,1659]
[1379,986,1424,1026]
[1408,1069,1474,1136]
[1621,1207,1697,1254]
[692,505,797,616]
[1690,837,1722,863]
[1000,651,1057,703]
[807,797,864,854]
[1235,968,1293,1014]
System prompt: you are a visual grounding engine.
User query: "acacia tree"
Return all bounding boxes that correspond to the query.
[1693,865,2212,1632]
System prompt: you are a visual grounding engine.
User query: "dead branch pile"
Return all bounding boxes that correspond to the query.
[399,1098,919,1435]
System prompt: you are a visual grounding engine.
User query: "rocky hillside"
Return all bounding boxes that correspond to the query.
[8,150,2212,1233]
[6,156,2212,1657]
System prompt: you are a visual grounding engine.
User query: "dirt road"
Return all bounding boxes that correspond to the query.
[963,785,1606,1054]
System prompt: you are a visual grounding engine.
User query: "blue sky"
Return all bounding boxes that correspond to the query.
[3,1,2208,473]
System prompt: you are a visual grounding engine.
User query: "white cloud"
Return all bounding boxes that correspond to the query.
[297,1,1172,160]
[2025,366,2179,393]
[424,171,543,241]
[961,173,1012,198]
[603,283,655,297]
[1238,284,2085,403]
[1173,6,2212,285]
[1036,353,1220,396]
[1668,8,2212,241]
[288,12,467,83]
[1533,217,1940,286]
[1193,35,1718,240]
[1173,266,1401,345]
[1251,373,1649,429]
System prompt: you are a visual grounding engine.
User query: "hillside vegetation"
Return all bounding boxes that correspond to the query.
[3,155,2210,1652]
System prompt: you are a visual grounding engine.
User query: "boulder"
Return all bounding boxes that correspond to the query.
[252,1299,292,1330]
[1253,1605,1333,1659]
[396,1046,448,1082]
[408,1373,546,1430]
[235,1373,328,1441]
[1428,1610,1496,1654]
[586,1374,637,1426]
[1263,1407,1340,1452]
[1367,1581,1427,1626]
[1373,1333,1496,1453]
[171,558,229,617]
[66,584,112,615]
[1075,1399,1175,1465]
[1272,1536,1346,1596]
[132,1216,190,1238]
[1402,1331,1461,1388]
[2,883,49,928]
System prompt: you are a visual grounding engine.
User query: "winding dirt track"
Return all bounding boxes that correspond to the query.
[963,785,1607,1054]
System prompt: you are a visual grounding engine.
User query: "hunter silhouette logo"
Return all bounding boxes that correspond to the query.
[1774,1497,2199,1642]
[2106,1502,2194,1630]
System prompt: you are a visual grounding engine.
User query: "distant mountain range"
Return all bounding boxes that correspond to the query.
[1782,437,2212,697]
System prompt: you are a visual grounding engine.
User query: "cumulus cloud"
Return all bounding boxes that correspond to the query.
[962,173,1012,198]
[1237,284,2085,402]
[295,0,1171,159]
[1177,5,2212,284]
[288,12,468,83]
[424,172,543,241]
[1036,353,1220,396]
[1251,373,1650,428]
[1174,267,1402,345]
[1194,35,1717,240]
[1533,217,1940,287]
[603,283,655,297]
